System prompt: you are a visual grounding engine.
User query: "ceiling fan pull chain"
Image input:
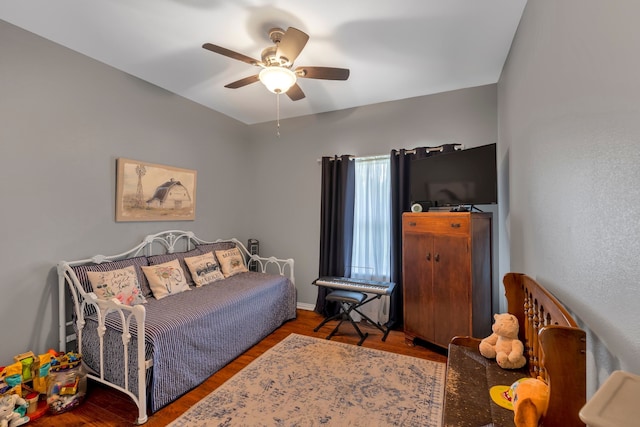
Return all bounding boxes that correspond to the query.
[276,92,281,137]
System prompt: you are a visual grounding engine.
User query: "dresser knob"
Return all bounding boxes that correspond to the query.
[450,223,461,228]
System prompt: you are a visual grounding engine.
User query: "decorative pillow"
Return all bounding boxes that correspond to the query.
[184,251,225,286]
[215,247,249,278]
[86,265,147,306]
[147,248,202,287]
[72,256,152,299]
[141,259,190,300]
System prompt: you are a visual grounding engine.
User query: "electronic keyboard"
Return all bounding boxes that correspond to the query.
[313,277,395,296]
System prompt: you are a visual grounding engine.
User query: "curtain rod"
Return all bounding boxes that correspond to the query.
[394,144,464,155]
[316,154,392,163]
[316,155,354,163]
[317,144,464,162]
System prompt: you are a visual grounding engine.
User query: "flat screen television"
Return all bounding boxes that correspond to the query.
[409,143,497,208]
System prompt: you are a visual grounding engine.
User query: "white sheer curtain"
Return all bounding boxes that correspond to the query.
[350,155,391,322]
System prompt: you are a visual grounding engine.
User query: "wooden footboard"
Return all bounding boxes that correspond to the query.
[443,273,586,427]
[503,273,586,427]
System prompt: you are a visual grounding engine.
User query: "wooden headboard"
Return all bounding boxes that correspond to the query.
[503,273,587,427]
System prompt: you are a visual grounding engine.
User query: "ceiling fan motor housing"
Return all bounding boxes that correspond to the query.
[268,28,286,43]
[261,46,290,67]
[263,28,292,67]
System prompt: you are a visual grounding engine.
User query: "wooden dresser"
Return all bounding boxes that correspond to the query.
[402,212,493,348]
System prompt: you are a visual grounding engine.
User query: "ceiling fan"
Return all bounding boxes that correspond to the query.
[202,27,350,101]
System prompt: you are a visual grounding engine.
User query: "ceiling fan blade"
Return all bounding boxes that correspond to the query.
[295,66,350,80]
[286,83,305,101]
[202,43,261,66]
[224,75,260,89]
[276,27,309,64]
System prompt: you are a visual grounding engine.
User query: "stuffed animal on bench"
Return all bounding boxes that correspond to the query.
[479,313,527,369]
[512,377,549,427]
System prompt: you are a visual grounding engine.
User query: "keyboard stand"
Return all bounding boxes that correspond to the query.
[315,290,369,345]
[351,294,392,342]
[314,291,392,343]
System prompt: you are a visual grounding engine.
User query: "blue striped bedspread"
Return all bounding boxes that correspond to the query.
[78,271,297,411]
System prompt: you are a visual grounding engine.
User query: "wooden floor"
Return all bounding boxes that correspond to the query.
[29,309,447,426]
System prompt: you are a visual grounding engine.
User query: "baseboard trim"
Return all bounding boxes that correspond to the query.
[296,302,315,311]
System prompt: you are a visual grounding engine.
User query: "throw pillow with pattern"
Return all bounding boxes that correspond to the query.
[184,251,225,286]
[87,265,147,306]
[141,259,190,300]
[215,247,249,278]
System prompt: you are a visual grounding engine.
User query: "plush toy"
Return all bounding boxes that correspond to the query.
[0,394,29,427]
[479,313,527,369]
[512,377,549,427]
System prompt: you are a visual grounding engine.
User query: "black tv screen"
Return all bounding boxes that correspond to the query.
[410,143,497,207]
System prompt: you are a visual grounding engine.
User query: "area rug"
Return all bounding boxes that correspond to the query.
[169,333,445,427]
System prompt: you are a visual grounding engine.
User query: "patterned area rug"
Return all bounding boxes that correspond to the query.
[169,333,445,427]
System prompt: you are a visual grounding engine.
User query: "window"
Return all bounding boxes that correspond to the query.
[350,155,391,282]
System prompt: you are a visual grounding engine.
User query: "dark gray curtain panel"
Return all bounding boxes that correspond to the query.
[388,144,458,329]
[314,155,355,316]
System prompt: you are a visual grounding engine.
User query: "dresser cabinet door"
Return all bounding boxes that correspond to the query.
[403,232,435,342]
[431,234,471,347]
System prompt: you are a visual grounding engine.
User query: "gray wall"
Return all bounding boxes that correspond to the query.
[1,18,500,363]
[0,21,253,361]
[498,0,640,394]
[246,87,499,309]
[5,0,636,403]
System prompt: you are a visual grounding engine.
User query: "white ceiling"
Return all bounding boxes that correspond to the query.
[1,0,526,125]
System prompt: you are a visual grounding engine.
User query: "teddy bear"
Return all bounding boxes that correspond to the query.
[479,312,527,369]
[512,377,549,427]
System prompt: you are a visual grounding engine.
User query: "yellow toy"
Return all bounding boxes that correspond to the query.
[512,377,549,427]
[0,363,23,397]
[488,377,529,410]
[32,353,55,394]
[479,313,527,369]
[12,353,34,383]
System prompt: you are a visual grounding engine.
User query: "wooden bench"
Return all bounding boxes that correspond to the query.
[442,273,587,427]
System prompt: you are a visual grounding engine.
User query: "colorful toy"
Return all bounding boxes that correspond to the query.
[49,352,81,372]
[12,353,34,383]
[60,376,80,396]
[23,393,38,416]
[46,372,86,414]
[512,377,549,427]
[479,313,527,369]
[0,394,29,427]
[31,353,55,395]
[488,377,529,410]
[46,353,86,415]
[0,363,23,397]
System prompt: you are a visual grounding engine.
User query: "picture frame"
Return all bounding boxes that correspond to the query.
[116,158,197,222]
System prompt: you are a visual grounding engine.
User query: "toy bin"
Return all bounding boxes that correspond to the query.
[46,364,86,414]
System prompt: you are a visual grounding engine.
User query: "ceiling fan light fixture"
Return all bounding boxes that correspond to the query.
[259,66,296,94]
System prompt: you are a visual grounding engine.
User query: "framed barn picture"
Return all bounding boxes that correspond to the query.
[116,158,197,222]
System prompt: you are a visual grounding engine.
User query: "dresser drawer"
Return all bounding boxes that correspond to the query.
[403,214,470,235]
